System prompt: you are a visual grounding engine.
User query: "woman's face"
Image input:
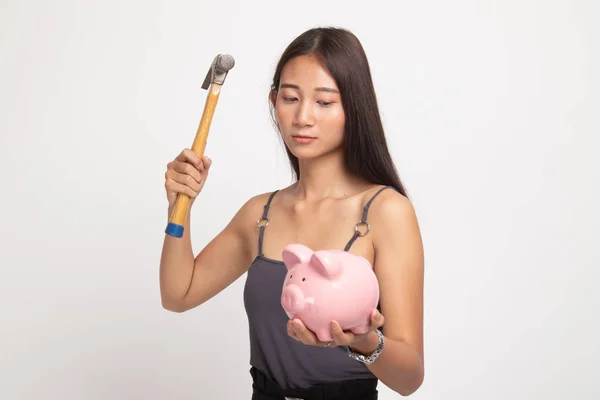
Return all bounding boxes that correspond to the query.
[272,55,345,160]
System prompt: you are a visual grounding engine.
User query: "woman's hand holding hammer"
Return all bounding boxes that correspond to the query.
[164,148,212,211]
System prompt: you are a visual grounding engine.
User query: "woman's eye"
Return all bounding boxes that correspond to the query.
[318,101,333,106]
[283,97,297,102]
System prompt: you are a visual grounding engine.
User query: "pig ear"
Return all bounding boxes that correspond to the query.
[281,244,313,271]
[310,251,344,280]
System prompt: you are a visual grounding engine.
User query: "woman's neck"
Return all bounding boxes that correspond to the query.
[291,152,367,202]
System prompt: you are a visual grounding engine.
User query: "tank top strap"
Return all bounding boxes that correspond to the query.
[257,190,279,257]
[344,186,394,251]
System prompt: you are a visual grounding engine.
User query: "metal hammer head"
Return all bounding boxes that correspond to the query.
[201,54,235,89]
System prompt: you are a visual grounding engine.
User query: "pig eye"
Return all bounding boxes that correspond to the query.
[302,277,306,281]
[290,275,293,279]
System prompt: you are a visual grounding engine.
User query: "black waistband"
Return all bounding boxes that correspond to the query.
[250,367,378,400]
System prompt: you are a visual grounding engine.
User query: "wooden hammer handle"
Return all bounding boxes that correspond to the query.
[165,83,222,238]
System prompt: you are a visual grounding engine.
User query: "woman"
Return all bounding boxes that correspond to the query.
[160,27,425,399]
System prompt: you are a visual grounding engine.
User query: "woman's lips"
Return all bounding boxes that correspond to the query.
[292,135,317,144]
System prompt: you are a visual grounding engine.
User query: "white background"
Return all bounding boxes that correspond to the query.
[1,0,599,399]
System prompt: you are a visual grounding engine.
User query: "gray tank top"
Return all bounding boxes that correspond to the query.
[243,186,391,389]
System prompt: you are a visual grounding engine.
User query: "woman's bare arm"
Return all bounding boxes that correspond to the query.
[159,194,265,312]
[351,190,425,396]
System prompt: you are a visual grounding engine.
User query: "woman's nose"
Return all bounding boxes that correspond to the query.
[293,102,315,126]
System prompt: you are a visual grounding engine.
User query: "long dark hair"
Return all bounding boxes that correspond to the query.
[269,27,408,197]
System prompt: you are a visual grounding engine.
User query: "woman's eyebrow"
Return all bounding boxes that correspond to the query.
[280,83,339,93]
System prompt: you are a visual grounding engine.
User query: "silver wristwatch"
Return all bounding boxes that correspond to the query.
[347,329,384,364]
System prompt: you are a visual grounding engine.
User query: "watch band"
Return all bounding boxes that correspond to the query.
[347,329,384,364]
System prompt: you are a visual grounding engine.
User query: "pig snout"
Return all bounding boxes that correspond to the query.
[281,284,306,314]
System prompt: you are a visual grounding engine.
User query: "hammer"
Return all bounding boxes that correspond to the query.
[165,53,235,238]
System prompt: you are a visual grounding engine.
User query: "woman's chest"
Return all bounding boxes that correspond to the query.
[255,205,375,264]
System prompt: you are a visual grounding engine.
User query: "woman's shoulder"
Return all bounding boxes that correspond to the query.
[231,188,287,223]
[363,185,419,244]
[360,184,417,230]
[360,184,411,209]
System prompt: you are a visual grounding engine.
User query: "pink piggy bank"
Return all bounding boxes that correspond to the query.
[280,243,380,342]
